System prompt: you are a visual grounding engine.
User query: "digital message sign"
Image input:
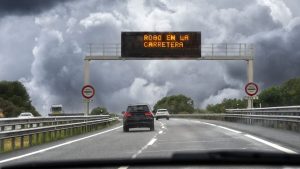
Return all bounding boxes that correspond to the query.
[121,32,201,58]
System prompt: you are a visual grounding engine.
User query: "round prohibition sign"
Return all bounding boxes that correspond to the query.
[245,82,259,96]
[82,85,95,99]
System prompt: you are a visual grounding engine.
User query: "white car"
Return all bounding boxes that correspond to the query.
[18,112,34,118]
[155,109,170,120]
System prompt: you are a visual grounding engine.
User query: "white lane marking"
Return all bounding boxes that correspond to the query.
[0,126,123,164]
[193,119,298,154]
[194,120,241,133]
[132,137,157,159]
[216,125,242,134]
[159,121,166,129]
[159,130,163,134]
[118,167,128,169]
[148,138,157,146]
[201,122,217,126]
[245,134,298,154]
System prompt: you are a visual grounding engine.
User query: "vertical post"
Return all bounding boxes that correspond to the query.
[225,43,227,56]
[84,59,90,116]
[87,101,90,116]
[102,43,105,56]
[247,59,254,108]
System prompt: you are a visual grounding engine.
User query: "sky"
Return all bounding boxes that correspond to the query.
[0,0,300,115]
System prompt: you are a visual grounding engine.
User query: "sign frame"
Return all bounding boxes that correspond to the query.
[121,31,201,58]
[245,82,259,96]
[82,85,95,99]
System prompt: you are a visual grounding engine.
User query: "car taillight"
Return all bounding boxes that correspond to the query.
[124,112,132,118]
[145,112,153,117]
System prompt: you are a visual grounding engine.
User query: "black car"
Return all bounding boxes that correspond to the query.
[123,104,154,132]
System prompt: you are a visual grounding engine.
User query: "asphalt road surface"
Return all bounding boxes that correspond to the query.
[0,118,298,168]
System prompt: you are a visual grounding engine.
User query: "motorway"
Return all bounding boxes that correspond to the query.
[0,118,298,168]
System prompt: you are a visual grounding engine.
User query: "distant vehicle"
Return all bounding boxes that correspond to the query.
[18,112,34,118]
[50,104,64,115]
[123,104,154,132]
[155,109,170,120]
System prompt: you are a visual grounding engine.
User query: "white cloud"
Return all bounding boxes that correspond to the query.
[1,0,299,115]
[108,77,173,110]
[80,12,121,29]
[257,0,292,26]
[201,88,243,108]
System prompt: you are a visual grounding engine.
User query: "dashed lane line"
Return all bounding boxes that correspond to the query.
[131,137,157,159]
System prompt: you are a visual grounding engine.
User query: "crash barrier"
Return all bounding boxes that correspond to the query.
[171,106,300,132]
[0,115,119,153]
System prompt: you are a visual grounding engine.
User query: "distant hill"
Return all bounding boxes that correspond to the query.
[0,81,40,117]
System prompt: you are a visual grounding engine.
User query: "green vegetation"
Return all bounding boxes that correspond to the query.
[193,108,207,114]
[91,106,108,115]
[206,77,300,113]
[153,94,194,114]
[151,77,300,114]
[207,98,247,113]
[0,81,39,117]
[260,78,300,107]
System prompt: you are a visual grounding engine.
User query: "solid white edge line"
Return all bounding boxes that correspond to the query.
[0,126,123,164]
[118,166,128,169]
[196,121,240,133]
[245,134,298,154]
[202,122,217,126]
[216,125,242,134]
[196,120,298,154]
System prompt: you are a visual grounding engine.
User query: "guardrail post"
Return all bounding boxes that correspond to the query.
[11,137,15,151]
[20,136,24,149]
[29,134,34,146]
[42,132,46,143]
[0,139,4,152]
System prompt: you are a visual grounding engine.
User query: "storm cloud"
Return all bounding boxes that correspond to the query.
[0,0,300,115]
[0,0,71,16]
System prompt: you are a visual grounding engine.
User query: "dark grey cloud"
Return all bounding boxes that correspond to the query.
[254,23,300,87]
[0,0,70,16]
[1,0,300,115]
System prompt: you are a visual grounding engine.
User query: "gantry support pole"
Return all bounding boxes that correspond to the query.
[247,59,254,108]
[84,60,90,116]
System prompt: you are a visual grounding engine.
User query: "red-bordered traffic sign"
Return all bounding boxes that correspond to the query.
[82,85,95,99]
[245,82,259,96]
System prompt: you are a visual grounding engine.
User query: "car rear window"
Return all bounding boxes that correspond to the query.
[127,105,149,112]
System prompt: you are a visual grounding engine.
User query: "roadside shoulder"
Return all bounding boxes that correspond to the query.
[194,119,300,152]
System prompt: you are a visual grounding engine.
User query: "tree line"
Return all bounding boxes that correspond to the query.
[207,77,300,113]
[92,77,300,115]
[0,81,40,117]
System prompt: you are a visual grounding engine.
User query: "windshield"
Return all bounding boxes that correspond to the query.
[51,107,62,112]
[1,0,300,168]
[127,105,150,112]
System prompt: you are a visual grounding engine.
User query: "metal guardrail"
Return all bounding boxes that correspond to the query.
[171,106,300,132]
[0,115,118,153]
[227,106,300,116]
[0,115,110,131]
[85,43,254,60]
